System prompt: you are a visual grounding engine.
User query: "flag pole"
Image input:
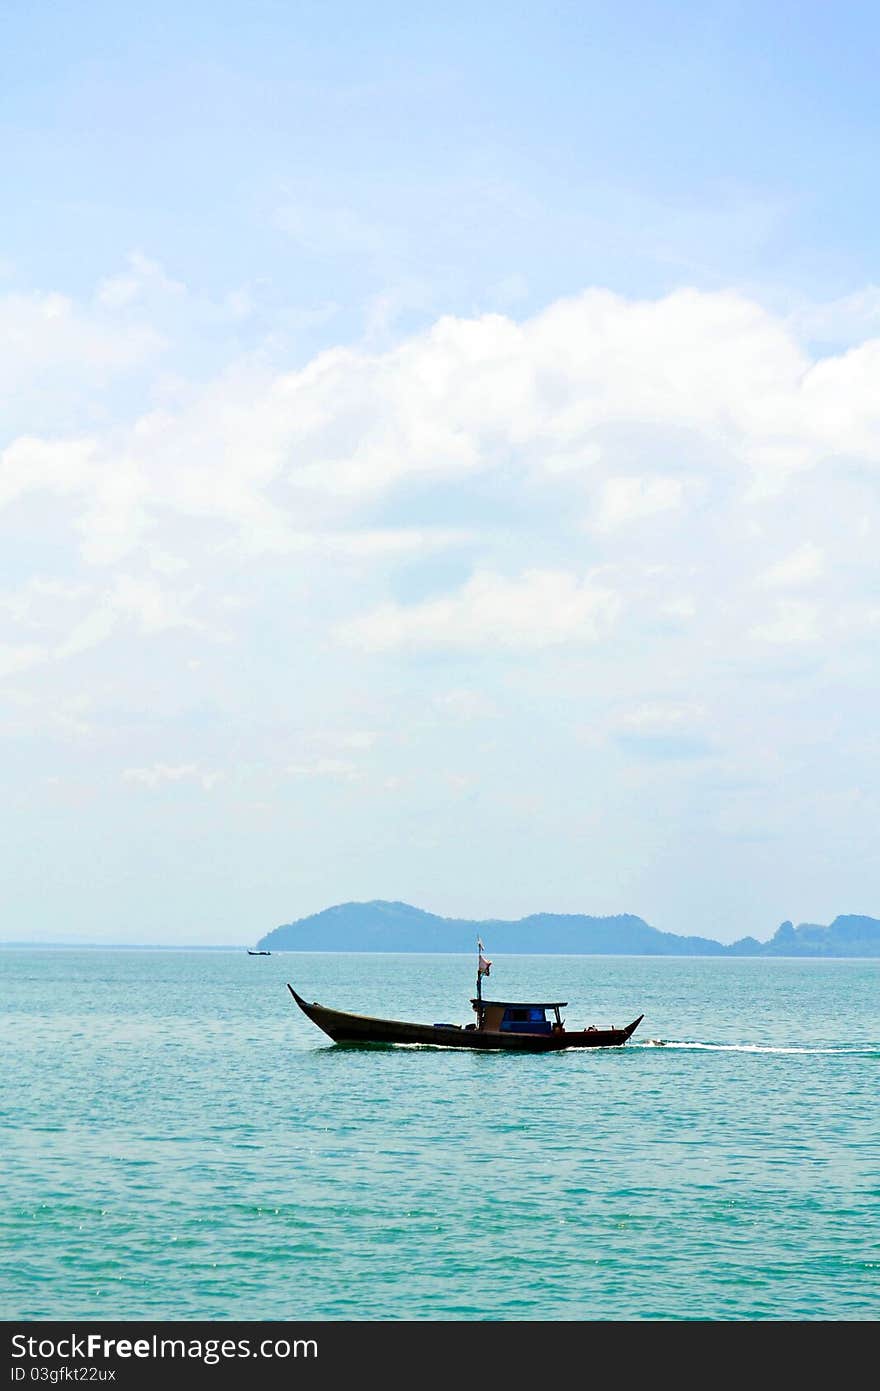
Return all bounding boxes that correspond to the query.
[476,939,491,1028]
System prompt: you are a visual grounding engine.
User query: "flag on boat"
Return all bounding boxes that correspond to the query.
[477,939,492,976]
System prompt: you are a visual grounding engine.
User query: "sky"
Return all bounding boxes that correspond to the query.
[2,1,879,945]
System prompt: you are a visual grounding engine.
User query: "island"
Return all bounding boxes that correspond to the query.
[258,900,880,957]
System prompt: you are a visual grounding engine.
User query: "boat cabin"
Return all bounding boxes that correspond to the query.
[471,999,567,1035]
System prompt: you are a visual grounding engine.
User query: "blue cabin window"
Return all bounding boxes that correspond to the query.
[501,1006,552,1034]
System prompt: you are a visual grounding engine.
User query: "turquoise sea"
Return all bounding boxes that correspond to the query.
[1,950,878,1321]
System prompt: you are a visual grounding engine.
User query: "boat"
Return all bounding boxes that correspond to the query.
[287,940,643,1051]
[247,949,271,956]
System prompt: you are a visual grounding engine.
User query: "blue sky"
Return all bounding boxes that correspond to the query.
[2,2,879,943]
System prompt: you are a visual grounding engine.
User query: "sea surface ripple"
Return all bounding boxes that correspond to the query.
[2,950,878,1320]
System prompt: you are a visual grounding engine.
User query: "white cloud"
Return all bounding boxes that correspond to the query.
[659,596,696,620]
[443,772,473,793]
[340,569,622,652]
[0,578,92,625]
[0,642,49,677]
[286,758,361,782]
[147,551,189,576]
[6,282,880,579]
[311,527,474,558]
[3,275,879,817]
[57,576,204,657]
[757,543,825,588]
[123,763,223,790]
[433,689,498,720]
[44,285,801,531]
[749,600,821,645]
[618,702,707,733]
[0,291,162,406]
[607,700,716,761]
[5,148,880,955]
[594,475,684,530]
[57,606,119,658]
[0,436,99,507]
[97,252,186,309]
[788,286,880,347]
[315,731,378,751]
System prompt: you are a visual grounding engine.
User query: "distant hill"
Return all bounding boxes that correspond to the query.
[738,914,880,957]
[258,901,880,957]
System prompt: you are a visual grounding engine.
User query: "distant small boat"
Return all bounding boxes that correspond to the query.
[247,949,271,956]
[287,939,643,1052]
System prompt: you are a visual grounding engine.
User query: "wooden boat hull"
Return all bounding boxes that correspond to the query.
[287,986,643,1051]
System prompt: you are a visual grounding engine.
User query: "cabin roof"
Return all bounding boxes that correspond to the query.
[470,999,568,1009]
